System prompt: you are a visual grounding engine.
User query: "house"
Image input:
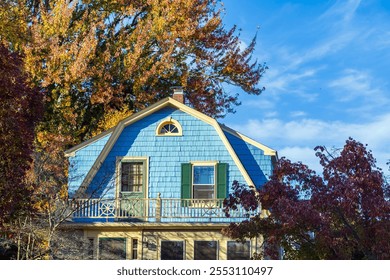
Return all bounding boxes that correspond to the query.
[64,88,277,260]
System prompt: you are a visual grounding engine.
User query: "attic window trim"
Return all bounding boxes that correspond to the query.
[156,118,183,136]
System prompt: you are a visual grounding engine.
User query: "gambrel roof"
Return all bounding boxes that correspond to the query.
[65,97,277,190]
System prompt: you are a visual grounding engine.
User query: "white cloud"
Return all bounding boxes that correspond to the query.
[329,69,384,102]
[265,67,320,92]
[245,98,275,110]
[264,111,278,118]
[278,146,323,174]
[290,111,307,118]
[319,0,361,24]
[328,69,390,117]
[375,31,390,49]
[233,113,390,174]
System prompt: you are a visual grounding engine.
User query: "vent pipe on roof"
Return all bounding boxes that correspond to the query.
[171,86,184,103]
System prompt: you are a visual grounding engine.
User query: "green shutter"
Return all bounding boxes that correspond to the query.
[181,163,192,201]
[216,163,227,199]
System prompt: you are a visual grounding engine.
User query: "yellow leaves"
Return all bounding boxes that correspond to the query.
[24,0,100,87]
[0,3,29,51]
[92,108,134,136]
[40,0,76,38]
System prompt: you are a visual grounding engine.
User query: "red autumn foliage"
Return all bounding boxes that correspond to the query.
[223,138,390,259]
[0,44,43,228]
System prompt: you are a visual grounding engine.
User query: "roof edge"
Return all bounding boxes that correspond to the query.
[64,128,115,157]
[220,124,277,157]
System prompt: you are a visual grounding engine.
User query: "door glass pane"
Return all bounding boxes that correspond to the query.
[227,241,250,260]
[121,162,143,192]
[161,241,184,260]
[194,241,217,260]
[99,238,126,260]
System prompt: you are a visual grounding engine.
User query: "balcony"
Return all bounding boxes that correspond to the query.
[69,195,259,223]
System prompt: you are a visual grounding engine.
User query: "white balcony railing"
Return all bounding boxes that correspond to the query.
[69,195,259,222]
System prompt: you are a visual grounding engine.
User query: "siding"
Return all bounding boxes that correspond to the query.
[224,131,273,188]
[68,133,111,197]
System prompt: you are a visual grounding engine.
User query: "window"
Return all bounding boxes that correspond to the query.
[227,241,250,260]
[156,119,182,136]
[161,241,185,260]
[160,123,179,134]
[193,165,215,199]
[98,238,126,260]
[181,163,227,201]
[121,162,144,192]
[194,241,218,260]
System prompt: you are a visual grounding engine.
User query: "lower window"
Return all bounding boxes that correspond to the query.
[99,238,126,260]
[194,241,218,260]
[227,241,250,260]
[161,241,184,260]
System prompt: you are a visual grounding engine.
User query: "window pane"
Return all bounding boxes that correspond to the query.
[160,123,178,134]
[194,241,217,260]
[227,241,250,260]
[161,241,184,260]
[121,162,143,192]
[99,238,126,260]
[193,166,214,185]
[193,185,214,199]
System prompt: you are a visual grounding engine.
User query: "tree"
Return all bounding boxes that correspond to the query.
[3,0,266,143]
[223,138,390,260]
[0,44,43,229]
[0,0,267,258]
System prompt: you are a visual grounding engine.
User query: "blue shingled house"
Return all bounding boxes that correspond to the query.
[65,89,277,260]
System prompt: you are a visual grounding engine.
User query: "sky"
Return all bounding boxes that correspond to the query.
[219,0,390,175]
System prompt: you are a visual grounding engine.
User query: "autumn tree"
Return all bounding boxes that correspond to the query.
[3,0,266,143]
[0,44,43,229]
[0,0,266,258]
[223,138,390,260]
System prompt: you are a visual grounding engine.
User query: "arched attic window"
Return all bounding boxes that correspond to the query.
[156,118,183,136]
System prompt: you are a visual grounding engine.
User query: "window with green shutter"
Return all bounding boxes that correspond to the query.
[181,162,227,201]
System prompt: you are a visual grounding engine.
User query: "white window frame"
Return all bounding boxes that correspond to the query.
[155,118,183,136]
[191,161,218,200]
[116,157,149,198]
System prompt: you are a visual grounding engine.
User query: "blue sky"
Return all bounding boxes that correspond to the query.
[220,0,390,175]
